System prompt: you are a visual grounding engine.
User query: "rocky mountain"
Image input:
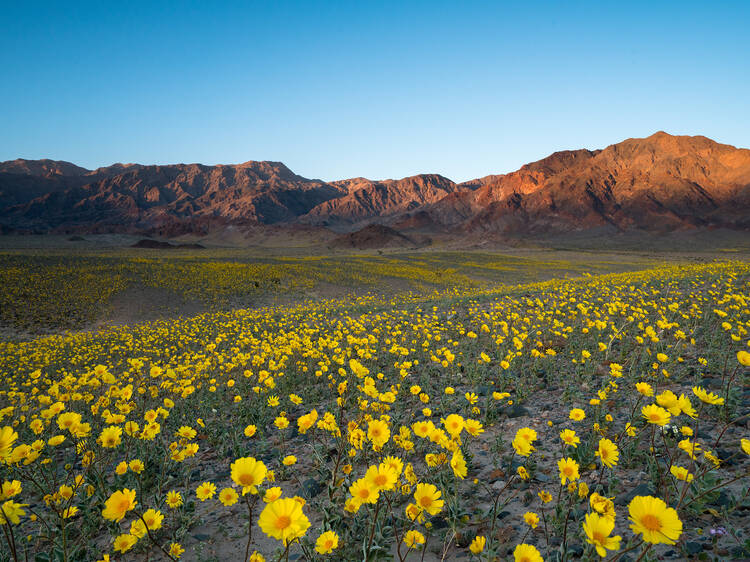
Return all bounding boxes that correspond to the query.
[402,132,750,233]
[300,174,459,228]
[0,161,346,233]
[2,132,749,235]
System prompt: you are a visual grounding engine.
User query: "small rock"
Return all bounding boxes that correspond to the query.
[499,404,531,418]
[717,449,738,466]
[615,482,654,506]
[301,478,325,499]
[684,541,703,555]
[492,480,507,491]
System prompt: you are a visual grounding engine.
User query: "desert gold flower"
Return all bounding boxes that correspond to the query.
[450,448,467,479]
[367,419,390,449]
[196,482,216,501]
[691,386,724,405]
[442,414,464,438]
[99,426,122,448]
[403,530,425,548]
[258,497,310,545]
[365,463,398,492]
[464,419,484,436]
[628,495,682,545]
[513,436,534,456]
[596,438,619,468]
[142,508,163,531]
[538,490,552,503]
[560,429,580,447]
[656,390,681,415]
[382,455,404,476]
[113,534,137,553]
[166,490,183,508]
[636,382,654,397]
[669,466,694,482]
[176,426,196,439]
[678,438,701,459]
[469,535,486,554]
[414,482,444,515]
[168,543,185,559]
[569,408,586,421]
[219,487,239,506]
[349,478,378,505]
[513,543,543,562]
[523,511,539,529]
[0,480,22,499]
[315,530,339,554]
[263,486,282,503]
[558,457,579,484]
[231,457,267,495]
[0,500,27,524]
[102,489,136,522]
[642,404,671,426]
[583,512,621,557]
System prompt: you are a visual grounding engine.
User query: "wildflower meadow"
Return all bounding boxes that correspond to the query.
[0,260,748,561]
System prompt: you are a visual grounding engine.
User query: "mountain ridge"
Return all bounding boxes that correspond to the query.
[2,132,749,235]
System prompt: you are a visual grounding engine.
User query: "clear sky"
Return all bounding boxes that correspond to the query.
[2,1,748,182]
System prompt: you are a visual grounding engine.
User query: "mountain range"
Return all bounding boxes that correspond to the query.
[1,132,749,237]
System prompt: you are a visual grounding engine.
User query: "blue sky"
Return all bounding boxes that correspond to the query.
[1,1,748,182]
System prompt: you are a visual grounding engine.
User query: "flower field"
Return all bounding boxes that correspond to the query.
[0,250,650,336]
[0,260,749,561]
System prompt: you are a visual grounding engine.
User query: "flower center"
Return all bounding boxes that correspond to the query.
[374,474,387,486]
[275,515,291,530]
[419,496,432,507]
[641,513,662,531]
